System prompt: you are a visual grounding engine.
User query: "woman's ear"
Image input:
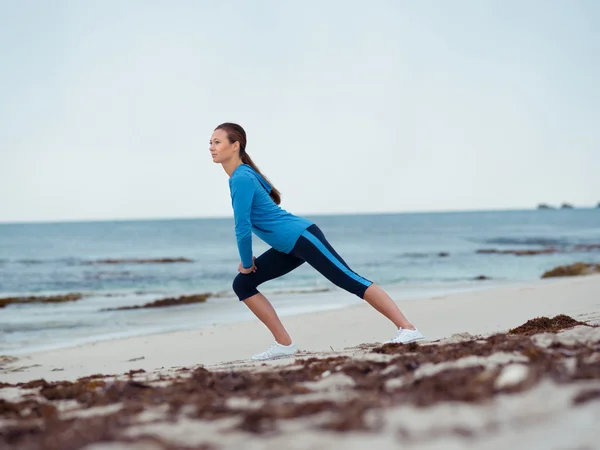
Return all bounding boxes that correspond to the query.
[233,141,240,152]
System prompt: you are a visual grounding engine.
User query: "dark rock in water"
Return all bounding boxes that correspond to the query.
[597,202,600,208]
[84,257,193,265]
[508,314,590,336]
[438,252,450,257]
[473,275,490,281]
[402,252,430,258]
[477,249,498,254]
[477,248,557,256]
[537,203,554,209]
[102,293,211,311]
[561,203,574,209]
[541,262,600,278]
[0,293,83,308]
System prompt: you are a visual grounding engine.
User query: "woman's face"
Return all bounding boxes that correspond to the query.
[209,129,238,164]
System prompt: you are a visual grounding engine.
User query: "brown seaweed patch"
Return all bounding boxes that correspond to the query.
[280,356,350,382]
[84,257,193,265]
[1,410,213,450]
[191,366,311,400]
[237,408,278,434]
[0,355,19,366]
[340,360,389,390]
[0,293,83,308]
[0,421,44,447]
[573,389,600,405]
[0,399,58,420]
[508,314,590,336]
[541,262,600,278]
[370,330,581,381]
[395,366,499,407]
[571,357,600,381]
[373,341,421,355]
[77,373,116,382]
[573,244,600,251]
[102,293,211,311]
[2,319,599,448]
[319,398,378,432]
[17,379,51,389]
[40,379,106,404]
[238,400,337,434]
[477,248,558,256]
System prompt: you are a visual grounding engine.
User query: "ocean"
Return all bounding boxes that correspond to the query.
[1,209,599,355]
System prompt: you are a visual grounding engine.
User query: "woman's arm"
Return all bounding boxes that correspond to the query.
[230,174,255,269]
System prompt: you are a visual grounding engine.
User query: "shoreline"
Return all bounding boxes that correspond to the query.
[1,275,598,384]
[1,278,519,357]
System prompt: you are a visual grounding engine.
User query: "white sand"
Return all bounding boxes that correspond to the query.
[1,275,599,384]
[1,275,600,449]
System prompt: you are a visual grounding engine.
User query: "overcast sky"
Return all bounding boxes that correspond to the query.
[1,0,598,223]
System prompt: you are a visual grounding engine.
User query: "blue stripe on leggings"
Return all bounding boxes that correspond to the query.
[301,230,372,287]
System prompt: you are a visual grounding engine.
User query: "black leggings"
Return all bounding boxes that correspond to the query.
[232,224,373,301]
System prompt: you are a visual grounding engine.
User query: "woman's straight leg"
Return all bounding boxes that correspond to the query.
[362,283,415,329]
[232,247,304,344]
[292,225,417,330]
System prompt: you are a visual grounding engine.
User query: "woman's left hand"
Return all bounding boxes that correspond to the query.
[238,257,257,274]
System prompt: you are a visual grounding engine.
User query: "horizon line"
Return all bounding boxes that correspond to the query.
[0,205,598,226]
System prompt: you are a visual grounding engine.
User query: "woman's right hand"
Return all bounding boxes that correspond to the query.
[238,256,257,274]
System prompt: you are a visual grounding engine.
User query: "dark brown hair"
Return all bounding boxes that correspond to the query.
[215,122,282,205]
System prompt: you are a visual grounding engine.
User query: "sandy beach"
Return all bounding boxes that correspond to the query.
[2,274,600,449]
[2,0,599,448]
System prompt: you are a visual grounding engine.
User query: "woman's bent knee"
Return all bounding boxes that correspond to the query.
[232,273,259,301]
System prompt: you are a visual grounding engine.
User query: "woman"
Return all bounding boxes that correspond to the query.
[210,123,424,361]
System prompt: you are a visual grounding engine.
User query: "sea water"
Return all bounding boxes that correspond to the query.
[1,209,598,354]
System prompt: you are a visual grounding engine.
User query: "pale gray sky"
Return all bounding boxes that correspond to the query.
[1,0,598,223]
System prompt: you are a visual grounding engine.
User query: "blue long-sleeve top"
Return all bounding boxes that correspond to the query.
[229,164,313,268]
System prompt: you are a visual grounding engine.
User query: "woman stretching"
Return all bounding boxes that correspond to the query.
[210,123,424,361]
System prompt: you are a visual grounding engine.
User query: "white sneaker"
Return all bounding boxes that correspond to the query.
[385,328,425,344]
[251,341,298,361]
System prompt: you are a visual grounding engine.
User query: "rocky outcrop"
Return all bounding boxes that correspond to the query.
[102,293,211,311]
[541,262,600,278]
[537,203,577,209]
[0,293,83,308]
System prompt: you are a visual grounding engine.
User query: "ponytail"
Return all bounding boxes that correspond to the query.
[215,122,282,205]
[241,152,282,205]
